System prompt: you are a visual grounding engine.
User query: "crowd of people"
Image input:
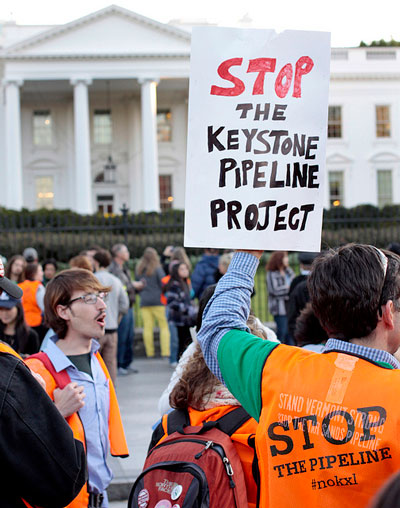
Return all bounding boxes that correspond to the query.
[2,240,400,507]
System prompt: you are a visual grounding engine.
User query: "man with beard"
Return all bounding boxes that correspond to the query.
[26,268,129,508]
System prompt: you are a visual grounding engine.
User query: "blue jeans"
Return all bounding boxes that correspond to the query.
[168,321,179,364]
[166,307,179,364]
[117,308,134,369]
[274,315,293,345]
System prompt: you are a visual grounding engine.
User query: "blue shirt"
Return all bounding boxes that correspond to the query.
[198,251,400,386]
[323,337,400,369]
[43,336,112,502]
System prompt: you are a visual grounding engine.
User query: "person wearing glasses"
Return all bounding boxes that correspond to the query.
[26,268,129,508]
[198,245,400,508]
[0,259,87,508]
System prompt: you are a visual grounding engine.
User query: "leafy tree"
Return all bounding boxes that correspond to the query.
[359,38,400,47]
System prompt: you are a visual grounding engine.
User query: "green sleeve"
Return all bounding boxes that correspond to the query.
[217,330,279,421]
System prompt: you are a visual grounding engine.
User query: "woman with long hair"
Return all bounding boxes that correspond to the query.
[152,285,278,508]
[266,251,294,344]
[160,246,192,366]
[0,294,40,356]
[5,255,26,284]
[136,247,170,358]
[165,261,196,360]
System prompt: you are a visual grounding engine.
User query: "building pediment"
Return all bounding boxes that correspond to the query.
[326,152,353,165]
[6,5,191,58]
[369,151,400,163]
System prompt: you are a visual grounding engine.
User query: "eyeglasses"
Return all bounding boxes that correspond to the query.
[67,292,108,306]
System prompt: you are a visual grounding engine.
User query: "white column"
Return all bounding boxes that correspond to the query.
[127,98,142,213]
[139,78,160,212]
[4,79,23,210]
[71,77,93,214]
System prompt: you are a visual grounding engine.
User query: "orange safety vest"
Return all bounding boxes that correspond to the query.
[26,351,129,508]
[256,346,400,508]
[0,341,22,359]
[18,280,43,327]
[160,275,170,305]
[159,405,259,508]
[161,275,192,306]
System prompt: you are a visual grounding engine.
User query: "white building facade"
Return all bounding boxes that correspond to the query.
[1,6,399,214]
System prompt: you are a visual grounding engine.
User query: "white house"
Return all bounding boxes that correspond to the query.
[1,5,399,214]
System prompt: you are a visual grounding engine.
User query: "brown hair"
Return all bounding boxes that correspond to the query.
[266,251,287,272]
[25,263,40,281]
[170,316,268,411]
[294,303,329,347]
[93,249,112,268]
[171,247,192,271]
[308,244,400,340]
[136,247,160,277]
[5,255,26,283]
[69,255,93,272]
[44,268,110,339]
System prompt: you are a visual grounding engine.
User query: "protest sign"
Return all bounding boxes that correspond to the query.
[184,26,331,251]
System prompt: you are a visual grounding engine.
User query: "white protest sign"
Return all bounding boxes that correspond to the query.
[184,27,331,252]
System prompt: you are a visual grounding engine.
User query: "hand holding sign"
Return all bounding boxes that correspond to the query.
[184,27,330,252]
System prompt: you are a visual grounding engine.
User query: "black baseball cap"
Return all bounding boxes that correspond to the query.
[0,259,23,299]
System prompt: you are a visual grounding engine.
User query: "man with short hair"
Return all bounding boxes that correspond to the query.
[191,248,220,299]
[198,244,400,507]
[23,246,39,263]
[93,249,129,383]
[80,245,103,271]
[109,243,143,375]
[287,251,319,341]
[26,268,129,508]
[0,259,87,507]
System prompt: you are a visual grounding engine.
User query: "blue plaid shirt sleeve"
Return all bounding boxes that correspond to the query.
[197,251,259,384]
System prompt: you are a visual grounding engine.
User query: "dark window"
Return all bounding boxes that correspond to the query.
[97,195,114,215]
[328,106,342,138]
[159,175,173,211]
[329,171,344,207]
[376,106,391,138]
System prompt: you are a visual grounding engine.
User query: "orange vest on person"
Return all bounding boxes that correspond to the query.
[18,280,43,327]
[256,345,400,508]
[160,275,170,305]
[159,405,258,508]
[161,275,192,306]
[0,341,22,359]
[25,351,129,508]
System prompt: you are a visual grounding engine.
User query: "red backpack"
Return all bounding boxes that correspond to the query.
[129,407,250,508]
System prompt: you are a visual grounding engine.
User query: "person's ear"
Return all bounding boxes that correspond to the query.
[56,304,70,321]
[381,300,395,330]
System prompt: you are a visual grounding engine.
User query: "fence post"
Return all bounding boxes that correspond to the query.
[120,203,129,246]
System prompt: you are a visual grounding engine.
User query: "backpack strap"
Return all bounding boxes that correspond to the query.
[167,408,191,434]
[28,352,71,389]
[180,406,252,436]
[214,406,251,436]
[148,409,190,453]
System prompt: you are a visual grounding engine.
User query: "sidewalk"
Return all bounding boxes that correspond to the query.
[108,356,173,501]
